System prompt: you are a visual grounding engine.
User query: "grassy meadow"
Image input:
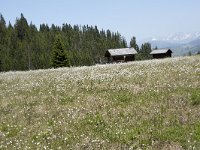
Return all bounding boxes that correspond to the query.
[0,55,200,149]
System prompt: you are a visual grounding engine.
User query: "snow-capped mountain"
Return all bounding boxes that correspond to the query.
[150,32,200,44]
[139,32,200,56]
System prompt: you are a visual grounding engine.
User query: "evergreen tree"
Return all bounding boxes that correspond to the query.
[122,38,127,48]
[0,14,6,44]
[0,14,6,71]
[15,13,29,41]
[154,46,158,50]
[130,36,139,52]
[137,42,152,60]
[52,35,70,68]
[188,51,192,56]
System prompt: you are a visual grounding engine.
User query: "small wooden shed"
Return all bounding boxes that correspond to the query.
[105,48,138,63]
[150,49,172,59]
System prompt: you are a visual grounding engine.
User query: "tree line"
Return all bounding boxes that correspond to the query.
[0,13,152,72]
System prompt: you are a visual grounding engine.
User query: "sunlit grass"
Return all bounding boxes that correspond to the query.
[0,55,200,149]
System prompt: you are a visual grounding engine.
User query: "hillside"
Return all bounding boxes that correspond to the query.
[173,40,200,56]
[0,56,200,149]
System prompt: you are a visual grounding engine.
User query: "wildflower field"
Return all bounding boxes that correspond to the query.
[0,56,200,149]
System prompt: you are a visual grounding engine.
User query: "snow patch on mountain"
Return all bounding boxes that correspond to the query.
[139,32,200,56]
[150,32,200,43]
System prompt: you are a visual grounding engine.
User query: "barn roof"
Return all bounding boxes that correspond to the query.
[107,48,137,56]
[150,49,172,54]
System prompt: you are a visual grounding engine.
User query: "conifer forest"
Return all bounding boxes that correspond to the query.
[0,14,129,71]
[0,13,153,72]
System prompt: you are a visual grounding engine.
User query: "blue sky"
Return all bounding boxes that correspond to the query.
[1,0,200,42]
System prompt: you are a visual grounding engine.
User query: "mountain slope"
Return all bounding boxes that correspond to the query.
[173,39,200,56]
[0,56,200,149]
[141,32,200,56]
[150,32,200,44]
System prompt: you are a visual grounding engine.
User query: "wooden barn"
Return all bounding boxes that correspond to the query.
[150,49,172,59]
[105,48,138,63]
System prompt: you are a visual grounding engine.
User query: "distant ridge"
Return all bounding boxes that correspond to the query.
[139,32,200,56]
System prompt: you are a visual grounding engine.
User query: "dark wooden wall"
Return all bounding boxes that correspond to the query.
[105,51,136,63]
[153,51,172,59]
[111,55,135,63]
[125,55,135,61]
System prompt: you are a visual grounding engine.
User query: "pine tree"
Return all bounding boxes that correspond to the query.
[0,14,6,44]
[15,13,29,41]
[154,46,158,50]
[130,36,139,52]
[0,14,5,71]
[52,35,70,68]
[122,38,127,48]
[137,43,152,60]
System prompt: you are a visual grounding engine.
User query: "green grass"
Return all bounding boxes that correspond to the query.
[0,55,200,149]
[190,88,200,106]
